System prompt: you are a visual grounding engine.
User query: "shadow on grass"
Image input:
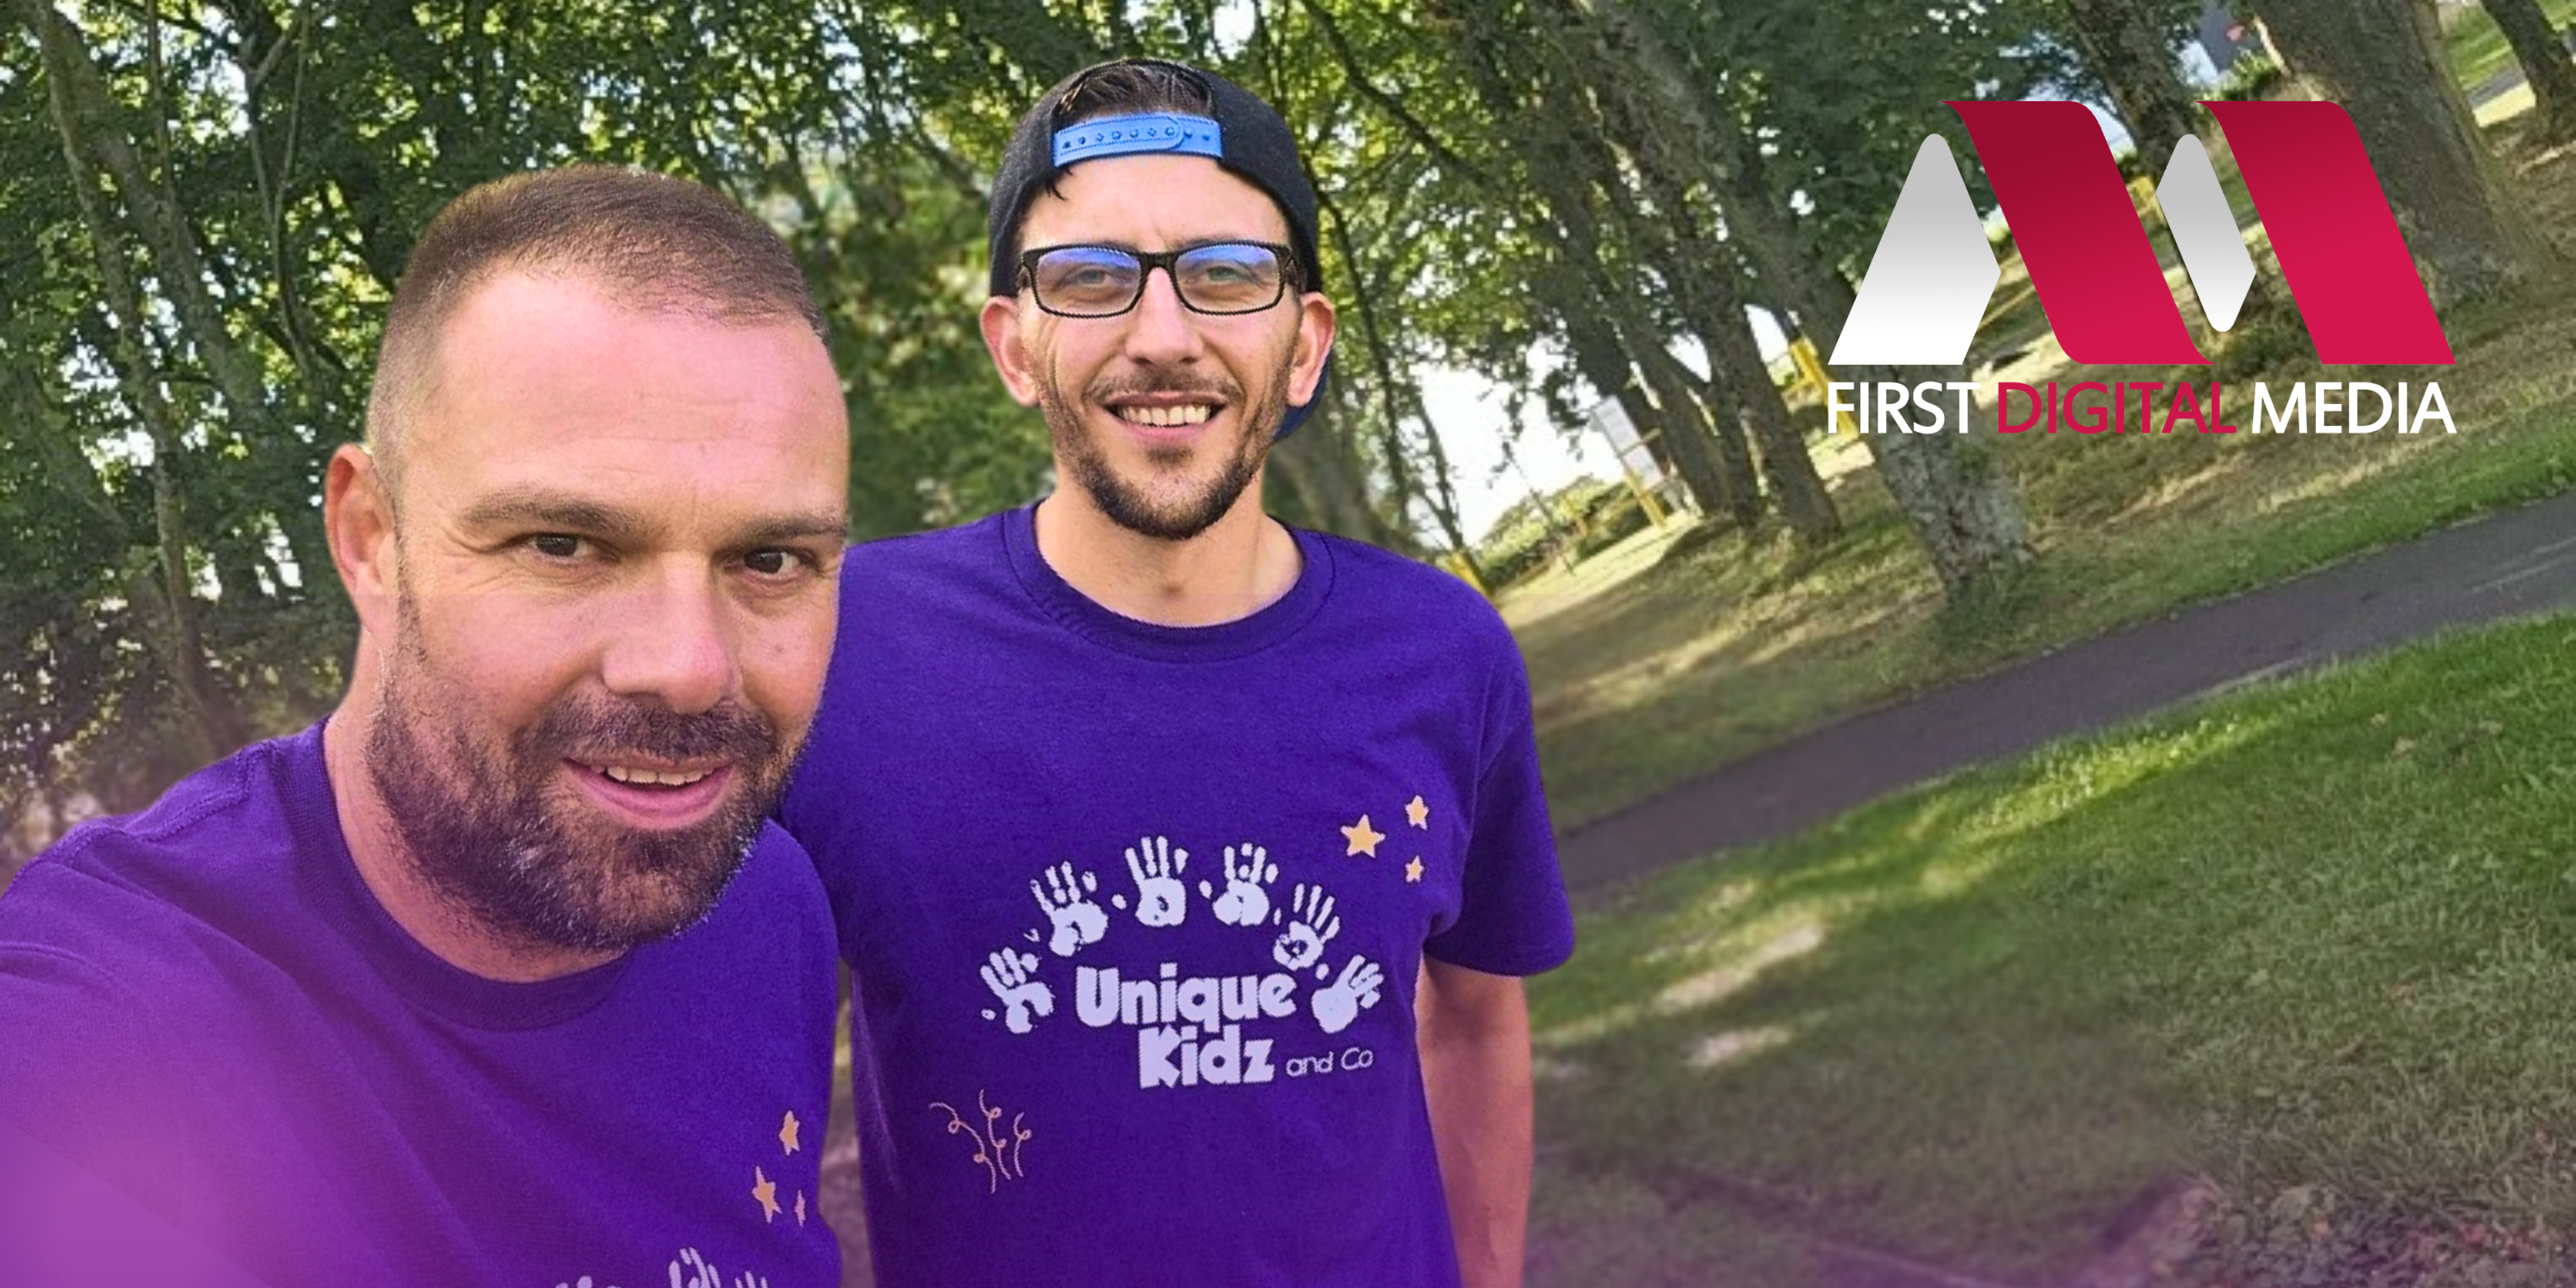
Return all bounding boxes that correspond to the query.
[1522,119,2576,836]
[1530,614,2576,1286]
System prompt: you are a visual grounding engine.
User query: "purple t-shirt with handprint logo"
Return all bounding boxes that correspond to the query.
[779,503,1574,1288]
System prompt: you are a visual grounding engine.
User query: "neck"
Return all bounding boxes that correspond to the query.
[323,643,619,984]
[1033,475,1302,627]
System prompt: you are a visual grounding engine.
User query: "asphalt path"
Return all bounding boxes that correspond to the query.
[1558,488,2576,893]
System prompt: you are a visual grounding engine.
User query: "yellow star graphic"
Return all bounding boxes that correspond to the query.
[1405,856,1424,883]
[779,1110,802,1155]
[752,1167,781,1223]
[1341,815,1385,858]
[795,1191,808,1227]
[1405,795,1430,829]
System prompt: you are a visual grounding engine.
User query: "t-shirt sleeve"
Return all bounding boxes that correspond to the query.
[775,727,868,965]
[1423,633,1576,976]
[0,935,187,1223]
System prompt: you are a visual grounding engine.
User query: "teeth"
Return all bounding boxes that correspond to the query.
[1117,404,1214,427]
[599,764,712,787]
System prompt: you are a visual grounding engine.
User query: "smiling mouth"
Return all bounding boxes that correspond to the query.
[578,761,719,789]
[1111,403,1219,427]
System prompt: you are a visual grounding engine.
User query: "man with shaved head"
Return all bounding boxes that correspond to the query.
[0,166,850,1287]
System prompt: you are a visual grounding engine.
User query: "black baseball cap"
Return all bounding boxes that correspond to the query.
[986,57,1330,436]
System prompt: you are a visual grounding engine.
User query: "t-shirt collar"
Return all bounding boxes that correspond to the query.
[1001,499,1335,662]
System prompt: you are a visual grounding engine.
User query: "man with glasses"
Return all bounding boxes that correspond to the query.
[779,58,1571,1287]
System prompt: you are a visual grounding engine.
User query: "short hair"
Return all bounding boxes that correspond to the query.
[1055,59,1216,125]
[365,165,827,489]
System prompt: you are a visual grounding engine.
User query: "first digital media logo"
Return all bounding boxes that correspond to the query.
[1827,100,2455,438]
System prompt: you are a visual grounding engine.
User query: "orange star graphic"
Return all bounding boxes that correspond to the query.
[752,1167,781,1222]
[779,1110,802,1155]
[1405,795,1430,829]
[1405,856,1425,883]
[795,1191,808,1227]
[1341,815,1385,858]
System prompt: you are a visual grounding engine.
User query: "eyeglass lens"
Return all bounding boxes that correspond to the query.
[1030,244,1285,316]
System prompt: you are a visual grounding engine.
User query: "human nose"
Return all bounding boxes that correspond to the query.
[598,562,734,715]
[1121,265,1207,366]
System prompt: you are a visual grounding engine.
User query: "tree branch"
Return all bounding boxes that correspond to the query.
[1294,0,1491,189]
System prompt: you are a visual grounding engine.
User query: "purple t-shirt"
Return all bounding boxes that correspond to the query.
[0,725,842,1288]
[779,504,1574,1288]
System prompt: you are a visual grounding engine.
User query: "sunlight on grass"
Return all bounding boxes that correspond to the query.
[1685,1024,1797,1071]
[1518,86,2576,831]
[1654,919,1825,1014]
[1531,614,2576,1284]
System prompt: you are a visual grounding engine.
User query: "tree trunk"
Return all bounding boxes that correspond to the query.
[1673,248,1839,543]
[2480,0,2576,139]
[1519,132,1763,527]
[1629,160,1840,542]
[1396,378,1480,565]
[1630,328,1761,531]
[2063,0,2207,181]
[1583,0,2032,594]
[2257,0,2559,304]
[1700,338,1840,544]
[31,0,247,752]
[23,0,279,439]
[31,0,248,760]
[1710,159,2033,594]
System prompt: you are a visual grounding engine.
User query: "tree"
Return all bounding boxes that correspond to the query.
[1585,0,2035,593]
[2257,0,2560,306]
[2479,0,2576,141]
[2059,0,2208,181]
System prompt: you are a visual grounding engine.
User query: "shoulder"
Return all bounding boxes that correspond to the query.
[0,857,189,1143]
[839,512,1013,589]
[1309,530,1521,659]
[0,735,313,994]
[11,735,303,906]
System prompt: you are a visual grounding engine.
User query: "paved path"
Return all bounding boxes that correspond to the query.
[1558,489,2576,893]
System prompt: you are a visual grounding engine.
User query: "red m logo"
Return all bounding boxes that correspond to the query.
[1831,100,2453,368]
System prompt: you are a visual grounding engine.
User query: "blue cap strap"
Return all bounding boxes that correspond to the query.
[1052,113,1224,167]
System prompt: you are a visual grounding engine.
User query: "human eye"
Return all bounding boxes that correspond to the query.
[1179,246,1279,304]
[739,544,832,587]
[1037,249,1139,305]
[744,548,803,577]
[524,533,591,561]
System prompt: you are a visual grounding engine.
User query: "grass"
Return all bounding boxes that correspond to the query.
[2443,0,2576,94]
[1526,612,2576,1286]
[1517,107,2576,832]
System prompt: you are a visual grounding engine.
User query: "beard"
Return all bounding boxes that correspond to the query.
[1039,342,1296,543]
[364,595,791,955]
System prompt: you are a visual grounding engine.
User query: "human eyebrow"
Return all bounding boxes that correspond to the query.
[723,513,849,550]
[454,488,656,543]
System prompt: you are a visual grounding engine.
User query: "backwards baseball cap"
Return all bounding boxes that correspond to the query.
[986,57,1330,437]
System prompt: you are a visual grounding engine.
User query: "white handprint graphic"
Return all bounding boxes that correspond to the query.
[670,1249,718,1288]
[1124,834,1190,927]
[1199,842,1279,928]
[979,947,1054,1034]
[1273,882,1341,973]
[1030,862,1108,957]
[1313,954,1386,1035]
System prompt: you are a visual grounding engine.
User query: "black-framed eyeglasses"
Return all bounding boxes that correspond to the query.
[1016,241,1299,318]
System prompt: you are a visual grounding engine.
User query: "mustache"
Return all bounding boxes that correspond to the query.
[522,696,780,767]
[1086,371,1242,404]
